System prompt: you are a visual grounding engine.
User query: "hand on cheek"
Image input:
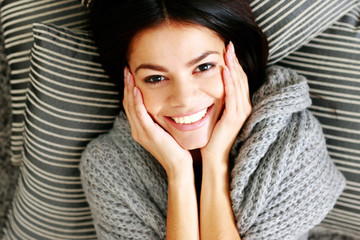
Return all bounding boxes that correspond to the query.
[201,42,252,164]
[122,68,193,177]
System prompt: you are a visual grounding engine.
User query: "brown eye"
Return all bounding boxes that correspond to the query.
[145,75,165,83]
[194,63,215,73]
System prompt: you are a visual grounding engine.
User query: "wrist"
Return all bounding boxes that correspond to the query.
[202,162,229,181]
[167,161,194,185]
[202,155,230,189]
[157,150,193,179]
[201,145,231,163]
[201,150,229,169]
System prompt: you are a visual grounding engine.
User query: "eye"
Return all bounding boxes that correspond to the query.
[144,75,166,84]
[194,63,215,73]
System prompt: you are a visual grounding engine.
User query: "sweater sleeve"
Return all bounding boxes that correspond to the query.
[80,135,161,240]
[231,110,346,240]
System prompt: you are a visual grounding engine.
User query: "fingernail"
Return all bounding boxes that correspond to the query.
[229,41,235,54]
[127,72,131,85]
[133,87,138,97]
[124,68,130,85]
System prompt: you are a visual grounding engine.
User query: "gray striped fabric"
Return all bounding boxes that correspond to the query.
[279,5,360,239]
[2,23,120,239]
[249,0,357,65]
[0,0,89,165]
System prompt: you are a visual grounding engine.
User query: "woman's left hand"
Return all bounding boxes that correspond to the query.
[201,42,252,164]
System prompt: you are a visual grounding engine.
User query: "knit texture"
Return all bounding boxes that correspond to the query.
[80,66,345,240]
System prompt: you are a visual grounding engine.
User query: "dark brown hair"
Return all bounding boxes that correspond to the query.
[90,0,269,106]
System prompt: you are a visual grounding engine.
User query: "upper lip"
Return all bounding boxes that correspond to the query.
[167,105,212,118]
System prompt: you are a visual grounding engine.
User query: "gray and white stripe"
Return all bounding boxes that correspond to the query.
[3,23,121,239]
[250,0,357,65]
[0,0,89,165]
[279,5,360,238]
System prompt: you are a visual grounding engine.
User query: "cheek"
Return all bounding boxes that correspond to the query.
[138,88,164,117]
[204,70,225,100]
[133,77,161,117]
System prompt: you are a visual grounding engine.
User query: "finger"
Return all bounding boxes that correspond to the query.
[127,73,161,141]
[225,42,243,108]
[229,45,249,97]
[123,69,144,137]
[225,43,252,120]
[222,66,236,114]
[123,68,130,115]
[232,61,252,118]
[226,42,246,83]
[123,68,134,117]
[225,42,239,87]
[132,87,157,135]
[123,67,130,109]
[132,86,172,147]
[224,42,234,69]
[236,62,250,99]
[226,43,249,103]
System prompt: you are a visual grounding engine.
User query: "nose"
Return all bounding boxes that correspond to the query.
[169,77,198,107]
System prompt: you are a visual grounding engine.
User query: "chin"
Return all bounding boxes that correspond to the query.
[176,135,210,150]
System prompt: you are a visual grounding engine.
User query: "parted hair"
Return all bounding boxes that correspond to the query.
[90,0,269,104]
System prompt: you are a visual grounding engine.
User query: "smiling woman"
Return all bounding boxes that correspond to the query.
[79,0,346,239]
[128,23,225,150]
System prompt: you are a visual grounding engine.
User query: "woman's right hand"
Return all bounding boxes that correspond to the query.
[124,68,199,240]
[123,68,193,178]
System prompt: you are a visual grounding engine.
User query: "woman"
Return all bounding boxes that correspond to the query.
[80,0,345,239]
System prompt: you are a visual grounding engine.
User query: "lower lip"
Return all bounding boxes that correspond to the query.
[167,105,213,131]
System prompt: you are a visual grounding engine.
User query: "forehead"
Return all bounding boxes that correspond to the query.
[127,22,225,67]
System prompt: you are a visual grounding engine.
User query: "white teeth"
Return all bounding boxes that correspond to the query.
[172,108,208,124]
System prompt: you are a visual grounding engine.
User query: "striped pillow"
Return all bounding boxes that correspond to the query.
[2,23,120,239]
[249,0,357,65]
[0,0,89,165]
[279,5,360,239]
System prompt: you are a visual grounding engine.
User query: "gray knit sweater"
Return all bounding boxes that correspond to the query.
[80,66,345,240]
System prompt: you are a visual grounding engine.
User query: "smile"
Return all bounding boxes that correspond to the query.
[171,108,208,124]
[166,105,213,132]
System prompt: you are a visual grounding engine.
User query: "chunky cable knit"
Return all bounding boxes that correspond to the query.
[80,66,345,240]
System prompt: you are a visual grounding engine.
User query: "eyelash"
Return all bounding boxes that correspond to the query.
[144,63,216,84]
[144,75,166,84]
[194,63,215,73]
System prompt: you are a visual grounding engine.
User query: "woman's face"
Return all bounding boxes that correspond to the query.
[127,22,226,150]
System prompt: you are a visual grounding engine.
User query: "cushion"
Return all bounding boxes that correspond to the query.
[249,0,357,64]
[0,0,89,165]
[279,4,360,239]
[2,23,120,239]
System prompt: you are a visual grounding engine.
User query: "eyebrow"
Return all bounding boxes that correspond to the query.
[134,50,220,73]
